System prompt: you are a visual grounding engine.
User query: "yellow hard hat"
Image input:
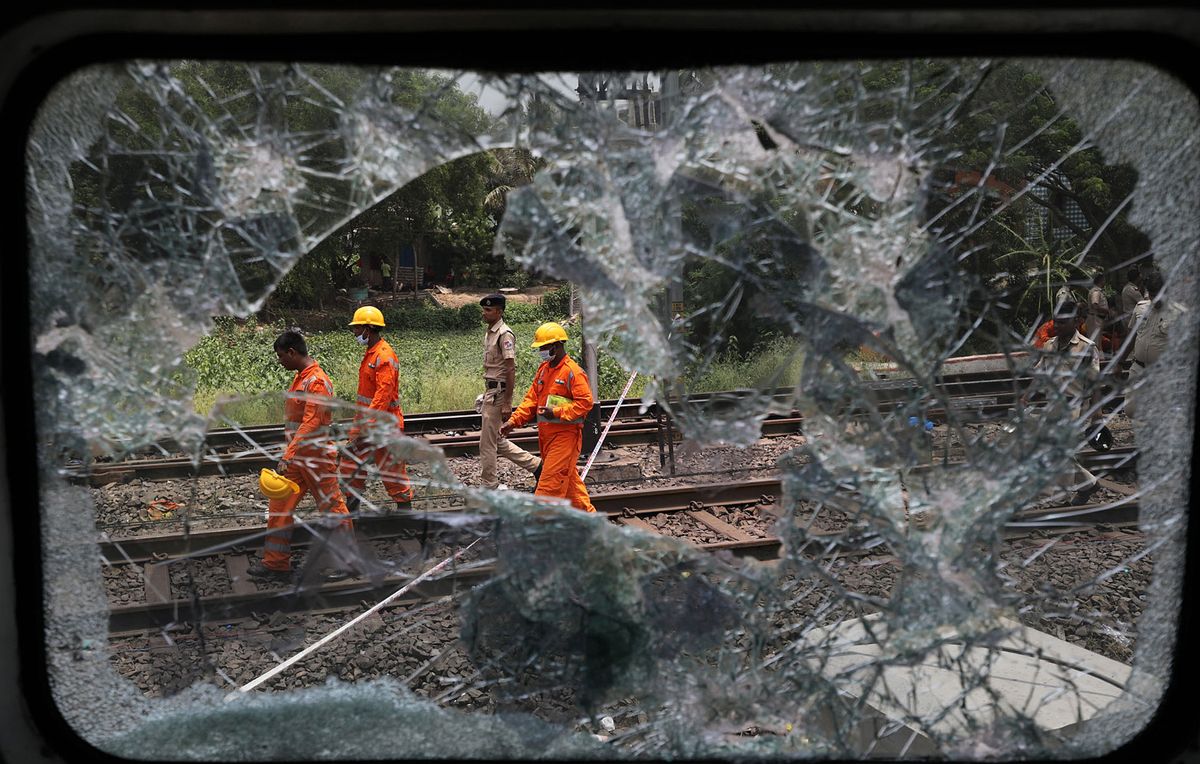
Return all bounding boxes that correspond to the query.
[259,468,300,500]
[348,306,386,327]
[531,321,568,348]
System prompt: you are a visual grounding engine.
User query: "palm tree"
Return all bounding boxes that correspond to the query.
[483,147,546,218]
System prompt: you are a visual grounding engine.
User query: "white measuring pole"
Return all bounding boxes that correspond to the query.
[226,537,480,700]
[581,371,638,481]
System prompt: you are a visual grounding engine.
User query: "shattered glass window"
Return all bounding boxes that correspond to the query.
[26,59,1197,758]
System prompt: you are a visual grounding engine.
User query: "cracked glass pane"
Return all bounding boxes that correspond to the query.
[28,59,1196,758]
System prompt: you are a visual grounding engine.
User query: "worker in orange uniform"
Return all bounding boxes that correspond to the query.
[248,331,355,581]
[1032,318,1057,349]
[500,322,596,513]
[340,306,414,513]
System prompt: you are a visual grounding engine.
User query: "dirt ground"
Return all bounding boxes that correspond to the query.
[428,284,559,309]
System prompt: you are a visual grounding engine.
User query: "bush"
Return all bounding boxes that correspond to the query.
[380,302,480,332]
[503,300,552,324]
[538,284,571,318]
[185,320,293,394]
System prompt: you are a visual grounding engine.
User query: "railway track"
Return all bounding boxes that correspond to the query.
[80,390,1132,488]
[144,371,1043,453]
[103,474,1141,635]
[80,403,1139,486]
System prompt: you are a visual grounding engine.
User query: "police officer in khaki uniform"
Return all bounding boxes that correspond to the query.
[1125,270,1183,420]
[479,294,542,490]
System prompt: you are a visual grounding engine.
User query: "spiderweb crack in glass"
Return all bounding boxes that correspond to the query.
[26,59,1197,758]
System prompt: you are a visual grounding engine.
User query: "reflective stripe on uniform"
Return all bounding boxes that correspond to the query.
[357,394,399,409]
[264,539,291,552]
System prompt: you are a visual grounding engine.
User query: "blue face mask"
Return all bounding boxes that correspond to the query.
[355,333,369,347]
[538,347,553,362]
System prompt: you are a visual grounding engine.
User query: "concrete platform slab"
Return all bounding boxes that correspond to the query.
[801,614,1132,738]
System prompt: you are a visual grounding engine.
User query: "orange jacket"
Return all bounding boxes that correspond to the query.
[510,355,594,432]
[351,338,403,438]
[283,362,337,461]
[1033,320,1057,349]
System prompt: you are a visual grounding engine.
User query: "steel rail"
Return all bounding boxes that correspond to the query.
[122,370,1044,454]
[78,393,1132,486]
[99,470,1140,565]
[105,492,1141,635]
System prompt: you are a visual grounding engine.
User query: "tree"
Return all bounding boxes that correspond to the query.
[68,62,504,309]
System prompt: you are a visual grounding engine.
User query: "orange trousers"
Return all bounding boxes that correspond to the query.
[339,440,414,504]
[263,452,354,571]
[535,427,595,513]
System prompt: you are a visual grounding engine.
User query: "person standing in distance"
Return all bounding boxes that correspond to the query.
[1022,301,1104,506]
[478,293,542,490]
[500,322,596,512]
[1086,270,1111,349]
[1120,267,1145,334]
[341,306,414,513]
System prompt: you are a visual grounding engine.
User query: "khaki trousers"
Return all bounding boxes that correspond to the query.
[1124,361,1143,420]
[480,392,540,489]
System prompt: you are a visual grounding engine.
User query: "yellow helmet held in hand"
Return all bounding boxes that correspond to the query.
[259,468,300,500]
[530,321,568,348]
[348,306,386,327]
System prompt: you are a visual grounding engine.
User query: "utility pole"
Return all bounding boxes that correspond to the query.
[659,70,686,327]
[570,280,603,455]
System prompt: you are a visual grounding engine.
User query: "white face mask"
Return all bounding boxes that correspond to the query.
[355,333,369,347]
[538,347,553,362]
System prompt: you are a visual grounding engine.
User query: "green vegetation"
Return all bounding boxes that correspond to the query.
[184,300,813,426]
[108,61,1149,419]
[186,299,644,424]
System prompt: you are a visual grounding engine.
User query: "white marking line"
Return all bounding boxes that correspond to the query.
[581,371,638,481]
[225,538,481,700]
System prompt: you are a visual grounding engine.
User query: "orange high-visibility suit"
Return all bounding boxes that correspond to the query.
[264,362,354,572]
[1033,320,1057,349]
[339,338,414,504]
[509,355,596,512]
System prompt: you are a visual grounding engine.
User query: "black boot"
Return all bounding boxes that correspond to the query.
[395,500,412,512]
[345,496,361,515]
[247,561,292,582]
[1070,483,1099,506]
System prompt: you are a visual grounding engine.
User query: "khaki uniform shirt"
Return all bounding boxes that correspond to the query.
[483,319,517,382]
[1121,283,1144,323]
[1035,330,1100,420]
[1133,299,1185,367]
